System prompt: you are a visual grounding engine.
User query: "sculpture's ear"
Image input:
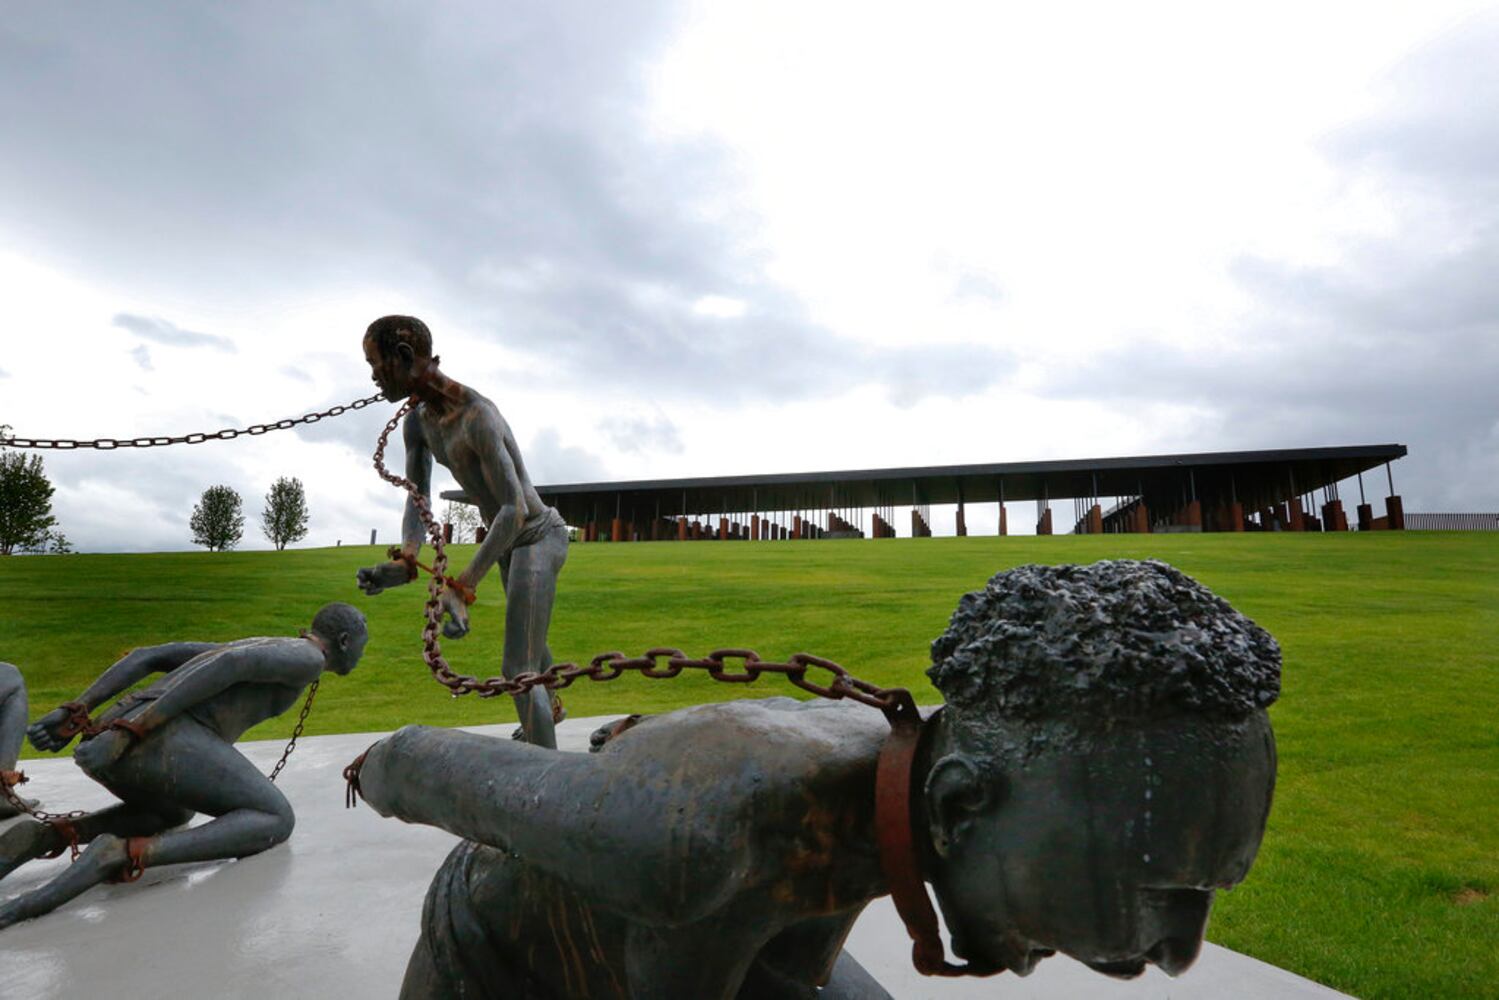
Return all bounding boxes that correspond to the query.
[925,754,996,858]
[395,340,416,367]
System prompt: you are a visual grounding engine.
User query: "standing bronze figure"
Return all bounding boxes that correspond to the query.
[357,315,568,747]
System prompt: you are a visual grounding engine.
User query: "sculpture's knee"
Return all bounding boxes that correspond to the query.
[264,803,295,847]
[238,801,295,856]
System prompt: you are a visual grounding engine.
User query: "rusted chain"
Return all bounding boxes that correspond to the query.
[371,401,920,721]
[1,770,89,861]
[267,680,320,784]
[344,646,919,809]
[0,394,384,450]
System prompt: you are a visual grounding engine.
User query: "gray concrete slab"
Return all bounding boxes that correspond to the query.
[1,719,1349,999]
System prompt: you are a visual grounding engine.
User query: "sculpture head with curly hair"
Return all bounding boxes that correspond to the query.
[918,560,1279,980]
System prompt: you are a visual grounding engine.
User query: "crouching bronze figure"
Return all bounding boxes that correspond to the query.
[354,560,1281,998]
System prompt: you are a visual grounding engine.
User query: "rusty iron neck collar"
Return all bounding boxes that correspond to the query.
[875,702,984,978]
[408,356,465,410]
[299,628,328,661]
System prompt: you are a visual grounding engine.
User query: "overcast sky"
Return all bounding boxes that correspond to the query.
[2,1,1496,551]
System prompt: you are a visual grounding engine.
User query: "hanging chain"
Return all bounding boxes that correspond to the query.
[370,401,920,719]
[266,679,320,783]
[0,394,384,450]
[372,399,470,692]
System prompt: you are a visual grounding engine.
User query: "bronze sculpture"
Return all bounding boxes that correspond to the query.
[0,603,367,929]
[356,314,568,748]
[352,560,1281,997]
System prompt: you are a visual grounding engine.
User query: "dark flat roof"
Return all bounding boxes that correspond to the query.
[443,444,1407,524]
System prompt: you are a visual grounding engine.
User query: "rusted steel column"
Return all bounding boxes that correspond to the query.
[718,517,728,541]
[1357,503,1373,532]
[1181,500,1202,528]
[1134,504,1150,533]
[1087,504,1103,535]
[1385,496,1404,530]
[611,517,625,542]
[475,525,488,544]
[792,514,802,540]
[689,520,701,540]
[751,513,760,540]
[1225,502,1245,532]
[955,503,967,537]
[999,506,1008,536]
[1286,499,1304,531]
[1321,500,1346,532]
[1036,509,1053,535]
[442,522,454,544]
[676,517,687,541]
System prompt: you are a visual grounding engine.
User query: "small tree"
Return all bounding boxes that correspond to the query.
[261,476,310,551]
[0,442,58,556]
[442,500,481,543]
[191,485,244,551]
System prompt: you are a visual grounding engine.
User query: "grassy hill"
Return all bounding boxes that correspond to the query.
[3,532,1496,998]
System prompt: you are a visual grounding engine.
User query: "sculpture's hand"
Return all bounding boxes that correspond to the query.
[357,561,412,596]
[438,586,471,639]
[26,708,79,753]
[72,730,130,771]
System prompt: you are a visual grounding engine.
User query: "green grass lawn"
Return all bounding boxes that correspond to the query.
[3,532,1496,998]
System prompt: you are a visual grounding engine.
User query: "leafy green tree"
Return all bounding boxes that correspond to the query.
[261,476,310,551]
[0,443,59,556]
[442,499,481,543]
[190,485,244,552]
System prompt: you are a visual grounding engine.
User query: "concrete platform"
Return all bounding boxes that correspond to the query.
[1,718,1349,999]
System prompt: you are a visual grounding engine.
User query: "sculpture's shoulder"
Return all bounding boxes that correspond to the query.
[599,697,889,785]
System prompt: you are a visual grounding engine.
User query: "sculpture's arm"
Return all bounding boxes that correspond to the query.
[358,726,737,925]
[130,643,321,736]
[357,413,432,596]
[452,421,526,592]
[27,642,222,752]
[73,642,220,711]
[399,410,433,559]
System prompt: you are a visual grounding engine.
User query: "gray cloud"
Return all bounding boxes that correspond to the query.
[113,313,236,351]
[1,3,1007,407]
[1036,15,1499,510]
[527,427,608,485]
[130,344,153,370]
[600,412,685,455]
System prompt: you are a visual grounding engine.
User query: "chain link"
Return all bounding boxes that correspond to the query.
[0,394,384,450]
[266,679,320,783]
[372,399,919,721]
[371,401,918,720]
[1,770,90,860]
